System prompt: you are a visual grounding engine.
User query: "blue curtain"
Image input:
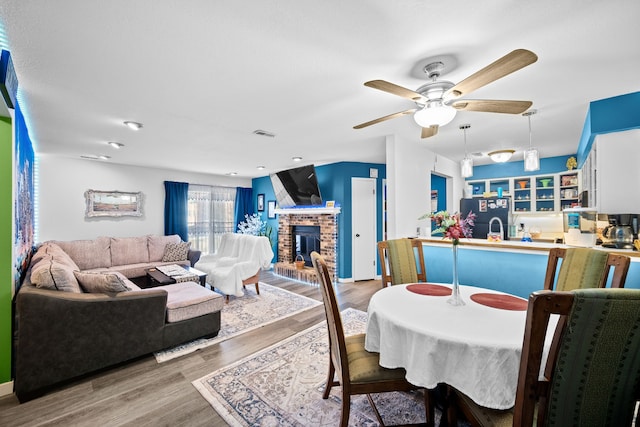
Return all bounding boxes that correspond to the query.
[164,181,189,241]
[234,187,254,231]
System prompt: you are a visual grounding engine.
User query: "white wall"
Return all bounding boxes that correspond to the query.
[385,134,463,239]
[37,154,251,242]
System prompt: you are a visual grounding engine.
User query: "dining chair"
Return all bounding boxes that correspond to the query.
[449,287,640,426]
[542,247,630,291]
[310,251,434,427]
[378,238,427,288]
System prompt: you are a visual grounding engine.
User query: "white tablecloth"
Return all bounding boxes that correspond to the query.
[365,284,528,410]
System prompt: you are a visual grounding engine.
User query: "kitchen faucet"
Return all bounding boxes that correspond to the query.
[489,217,504,239]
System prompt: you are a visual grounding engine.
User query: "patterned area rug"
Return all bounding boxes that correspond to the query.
[154,283,322,363]
[193,308,433,426]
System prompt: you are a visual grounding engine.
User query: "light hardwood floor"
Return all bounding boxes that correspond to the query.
[0,272,382,426]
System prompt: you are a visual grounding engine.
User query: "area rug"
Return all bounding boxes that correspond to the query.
[193,308,433,426]
[154,283,322,363]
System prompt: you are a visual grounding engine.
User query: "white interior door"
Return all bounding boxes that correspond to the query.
[352,178,377,281]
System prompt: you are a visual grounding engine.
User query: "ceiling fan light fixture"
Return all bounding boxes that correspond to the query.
[488,149,515,163]
[413,101,456,128]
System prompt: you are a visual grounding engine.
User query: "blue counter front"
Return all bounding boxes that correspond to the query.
[420,238,640,299]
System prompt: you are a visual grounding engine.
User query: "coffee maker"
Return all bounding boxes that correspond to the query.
[601,214,638,249]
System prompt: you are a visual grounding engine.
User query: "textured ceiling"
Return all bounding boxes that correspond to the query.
[1,0,639,177]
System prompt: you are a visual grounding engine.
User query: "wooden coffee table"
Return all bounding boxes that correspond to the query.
[146,265,207,288]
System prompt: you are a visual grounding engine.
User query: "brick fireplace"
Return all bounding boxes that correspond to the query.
[274,211,338,285]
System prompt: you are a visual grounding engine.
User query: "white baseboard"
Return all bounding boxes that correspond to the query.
[0,380,13,397]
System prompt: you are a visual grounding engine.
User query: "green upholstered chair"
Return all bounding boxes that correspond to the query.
[310,251,434,427]
[451,288,640,426]
[378,238,427,288]
[543,247,630,291]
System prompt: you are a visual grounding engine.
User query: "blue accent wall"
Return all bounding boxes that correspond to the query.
[423,245,640,299]
[577,91,640,167]
[253,162,386,280]
[469,155,575,180]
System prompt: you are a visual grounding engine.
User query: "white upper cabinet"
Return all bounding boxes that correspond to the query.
[594,129,640,213]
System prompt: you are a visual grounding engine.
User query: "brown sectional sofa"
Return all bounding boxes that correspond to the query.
[13,235,224,402]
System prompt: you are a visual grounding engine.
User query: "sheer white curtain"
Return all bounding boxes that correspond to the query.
[187,185,236,255]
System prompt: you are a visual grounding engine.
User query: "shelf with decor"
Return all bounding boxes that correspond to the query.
[465,170,580,214]
[513,177,532,212]
[559,171,580,210]
[534,176,555,212]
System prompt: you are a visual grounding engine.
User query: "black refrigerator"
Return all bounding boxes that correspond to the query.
[460,197,510,241]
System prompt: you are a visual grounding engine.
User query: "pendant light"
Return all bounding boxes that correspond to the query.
[460,124,473,178]
[523,110,540,171]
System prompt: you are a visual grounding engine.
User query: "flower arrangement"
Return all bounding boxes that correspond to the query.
[420,210,476,245]
[237,213,274,245]
[566,156,577,170]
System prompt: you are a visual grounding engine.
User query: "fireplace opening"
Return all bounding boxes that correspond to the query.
[292,225,321,267]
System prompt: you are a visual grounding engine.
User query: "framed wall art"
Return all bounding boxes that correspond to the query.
[85,190,143,218]
[257,193,265,212]
[267,200,276,219]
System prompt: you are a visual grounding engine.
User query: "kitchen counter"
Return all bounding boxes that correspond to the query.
[416,237,640,298]
[418,237,640,258]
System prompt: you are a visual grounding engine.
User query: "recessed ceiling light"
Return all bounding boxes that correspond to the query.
[227,172,238,176]
[257,166,266,170]
[123,121,143,130]
[292,157,302,162]
[98,154,111,160]
[108,142,124,149]
[252,129,276,138]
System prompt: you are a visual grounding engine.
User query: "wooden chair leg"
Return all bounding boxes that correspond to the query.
[255,282,260,295]
[340,393,351,427]
[323,360,336,399]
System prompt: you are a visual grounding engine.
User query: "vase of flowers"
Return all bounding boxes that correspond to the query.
[237,213,274,247]
[420,210,476,306]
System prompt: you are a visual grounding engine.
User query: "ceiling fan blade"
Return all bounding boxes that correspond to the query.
[451,99,533,114]
[445,49,538,100]
[364,80,427,103]
[353,108,417,129]
[421,125,439,139]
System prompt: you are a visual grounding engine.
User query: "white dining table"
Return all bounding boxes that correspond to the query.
[365,283,529,410]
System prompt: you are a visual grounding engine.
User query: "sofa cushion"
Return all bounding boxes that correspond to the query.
[148,235,182,262]
[74,271,131,293]
[30,256,82,293]
[111,236,150,266]
[162,242,191,262]
[159,282,224,323]
[54,236,111,270]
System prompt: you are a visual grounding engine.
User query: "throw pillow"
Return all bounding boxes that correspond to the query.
[74,271,131,293]
[162,242,191,262]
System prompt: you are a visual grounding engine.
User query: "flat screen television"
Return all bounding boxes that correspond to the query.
[270,164,323,208]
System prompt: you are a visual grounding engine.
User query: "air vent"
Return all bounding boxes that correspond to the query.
[253,129,276,138]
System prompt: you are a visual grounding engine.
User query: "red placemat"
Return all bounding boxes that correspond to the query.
[470,293,528,311]
[406,284,452,296]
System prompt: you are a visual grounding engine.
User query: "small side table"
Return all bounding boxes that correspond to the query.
[186,266,207,287]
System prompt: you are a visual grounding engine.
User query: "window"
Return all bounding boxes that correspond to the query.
[187,185,236,255]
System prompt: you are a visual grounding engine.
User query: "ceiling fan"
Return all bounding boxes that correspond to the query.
[354,49,538,139]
